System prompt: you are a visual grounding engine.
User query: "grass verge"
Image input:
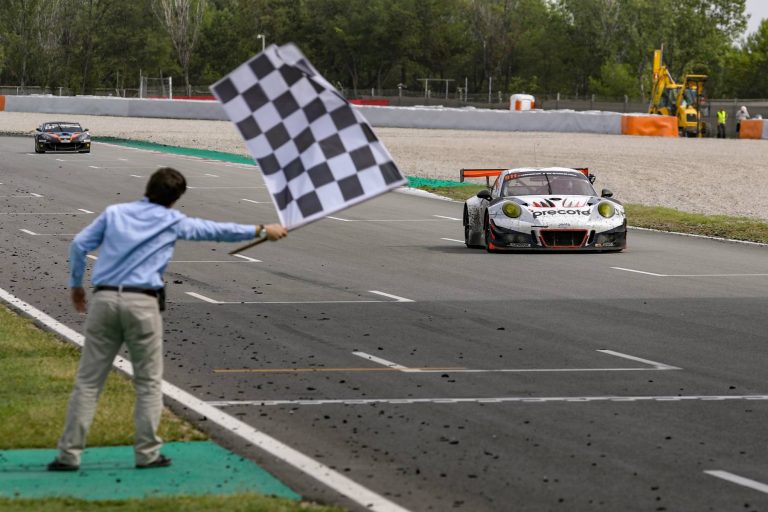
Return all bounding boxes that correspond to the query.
[421,184,768,244]
[0,305,342,512]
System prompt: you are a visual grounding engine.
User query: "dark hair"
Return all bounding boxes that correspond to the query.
[145,167,187,206]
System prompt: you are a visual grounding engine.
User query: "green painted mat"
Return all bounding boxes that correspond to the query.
[0,441,299,501]
[96,137,470,188]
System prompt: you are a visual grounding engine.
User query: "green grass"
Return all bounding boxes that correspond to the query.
[0,306,342,512]
[421,185,768,244]
[0,306,205,449]
[0,495,344,512]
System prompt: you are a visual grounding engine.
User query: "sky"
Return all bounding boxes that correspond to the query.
[745,0,768,35]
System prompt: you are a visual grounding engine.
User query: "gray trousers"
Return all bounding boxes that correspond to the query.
[56,290,164,466]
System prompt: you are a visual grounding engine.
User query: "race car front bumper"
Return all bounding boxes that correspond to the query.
[38,140,91,152]
[488,220,626,251]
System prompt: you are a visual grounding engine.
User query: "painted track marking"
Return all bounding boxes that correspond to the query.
[612,267,768,277]
[213,366,462,374]
[704,470,768,495]
[433,215,461,221]
[597,349,680,370]
[352,351,409,370]
[185,290,415,305]
[368,290,414,302]
[442,238,464,243]
[0,286,410,512]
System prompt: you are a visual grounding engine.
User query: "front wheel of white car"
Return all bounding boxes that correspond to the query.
[484,217,496,253]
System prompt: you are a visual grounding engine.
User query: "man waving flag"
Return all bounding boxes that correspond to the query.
[211,43,406,231]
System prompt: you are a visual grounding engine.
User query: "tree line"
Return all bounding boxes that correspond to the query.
[1,0,766,100]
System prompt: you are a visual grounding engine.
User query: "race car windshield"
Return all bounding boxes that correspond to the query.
[44,123,82,132]
[502,174,596,196]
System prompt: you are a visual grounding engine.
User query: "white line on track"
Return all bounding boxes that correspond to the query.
[612,267,768,278]
[88,165,100,169]
[233,253,261,263]
[611,267,665,277]
[433,214,461,221]
[326,216,351,221]
[344,349,677,374]
[0,286,409,512]
[368,290,414,302]
[704,470,768,495]
[442,238,464,243]
[185,292,222,304]
[208,394,768,407]
[78,208,94,214]
[0,193,43,198]
[597,349,680,370]
[242,199,270,204]
[203,173,219,177]
[352,352,410,370]
[184,290,415,305]
[19,229,77,237]
[130,175,144,178]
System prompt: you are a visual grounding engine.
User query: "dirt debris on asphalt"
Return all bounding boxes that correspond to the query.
[2,111,767,220]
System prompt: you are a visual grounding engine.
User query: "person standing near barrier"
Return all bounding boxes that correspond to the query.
[717,108,727,138]
[736,105,750,135]
[48,167,287,471]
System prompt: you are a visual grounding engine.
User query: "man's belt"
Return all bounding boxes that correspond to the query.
[93,285,160,297]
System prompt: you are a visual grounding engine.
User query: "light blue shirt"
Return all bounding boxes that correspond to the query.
[69,198,256,289]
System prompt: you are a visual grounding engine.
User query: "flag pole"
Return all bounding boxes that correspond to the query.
[228,236,269,255]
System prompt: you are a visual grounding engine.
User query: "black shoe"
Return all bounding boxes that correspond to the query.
[136,454,172,469]
[47,459,79,472]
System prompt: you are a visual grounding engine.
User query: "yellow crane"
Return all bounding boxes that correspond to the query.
[648,48,708,137]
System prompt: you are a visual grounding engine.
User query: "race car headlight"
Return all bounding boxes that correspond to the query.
[502,202,522,218]
[597,202,615,218]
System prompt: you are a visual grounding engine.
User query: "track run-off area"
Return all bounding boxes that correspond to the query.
[1,136,767,512]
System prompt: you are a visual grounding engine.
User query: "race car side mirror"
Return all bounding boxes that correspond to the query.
[601,189,613,198]
[477,189,492,201]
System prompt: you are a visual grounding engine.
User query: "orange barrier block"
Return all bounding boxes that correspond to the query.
[621,115,677,137]
[739,119,764,139]
[0,96,5,111]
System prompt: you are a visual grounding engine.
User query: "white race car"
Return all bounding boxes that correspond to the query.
[462,167,626,252]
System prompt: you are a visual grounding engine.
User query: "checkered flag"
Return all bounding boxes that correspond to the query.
[211,43,406,230]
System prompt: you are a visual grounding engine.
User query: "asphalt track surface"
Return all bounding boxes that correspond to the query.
[1,136,767,512]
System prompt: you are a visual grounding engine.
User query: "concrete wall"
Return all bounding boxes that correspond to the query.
[1,95,229,121]
[4,94,756,138]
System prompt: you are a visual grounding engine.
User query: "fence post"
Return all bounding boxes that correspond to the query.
[556,92,560,110]
[624,95,628,113]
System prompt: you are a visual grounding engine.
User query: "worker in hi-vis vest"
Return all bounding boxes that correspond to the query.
[717,108,727,138]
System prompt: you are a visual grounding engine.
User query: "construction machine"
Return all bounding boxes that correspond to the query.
[648,49,708,137]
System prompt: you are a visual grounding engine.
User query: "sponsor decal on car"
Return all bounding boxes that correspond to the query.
[532,209,591,218]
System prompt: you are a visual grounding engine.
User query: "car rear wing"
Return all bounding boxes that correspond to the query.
[573,168,596,183]
[460,167,595,185]
[460,168,505,187]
